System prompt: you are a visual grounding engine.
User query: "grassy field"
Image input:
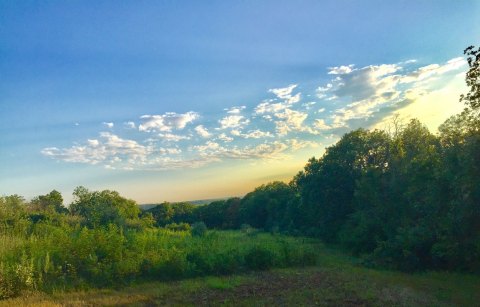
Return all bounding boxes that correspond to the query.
[1,233,479,306]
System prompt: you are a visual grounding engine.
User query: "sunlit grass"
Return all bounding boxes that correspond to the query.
[1,227,478,305]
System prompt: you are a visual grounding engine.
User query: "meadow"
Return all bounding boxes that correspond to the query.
[0,220,317,299]
[1,232,478,306]
[1,45,479,305]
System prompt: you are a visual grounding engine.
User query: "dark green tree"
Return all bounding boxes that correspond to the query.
[30,190,66,213]
[460,45,480,110]
[240,181,297,230]
[70,186,142,228]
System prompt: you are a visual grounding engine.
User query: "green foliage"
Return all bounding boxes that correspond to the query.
[0,217,318,299]
[244,245,275,270]
[460,45,480,110]
[145,202,196,227]
[70,186,143,229]
[165,222,191,232]
[191,222,207,237]
[240,182,299,231]
[30,190,66,214]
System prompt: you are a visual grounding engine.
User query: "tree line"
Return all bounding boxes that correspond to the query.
[1,46,479,276]
[145,46,480,272]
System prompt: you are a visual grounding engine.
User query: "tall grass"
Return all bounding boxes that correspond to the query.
[0,223,318,299]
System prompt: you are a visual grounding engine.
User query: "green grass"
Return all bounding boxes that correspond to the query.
[0,226,318,299]
[1,230,479,306]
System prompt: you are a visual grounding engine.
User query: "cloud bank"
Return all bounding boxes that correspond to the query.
[42,57,466,171]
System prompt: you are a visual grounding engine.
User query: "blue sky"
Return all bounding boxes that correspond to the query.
[1,1,479,203]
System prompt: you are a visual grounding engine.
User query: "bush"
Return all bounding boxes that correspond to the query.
[245,245,275,270]
[166,222,191,232]
[191,222,207,237]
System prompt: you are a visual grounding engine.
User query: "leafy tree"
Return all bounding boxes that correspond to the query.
[70,186,142,228]
[240,182,297,230]
[194,200,229,228]
[223,197,242,229]
[294,129,390,241]
[436,110,480,270]
[145,202,196,227]
[0,195,27,227]
[30,190,66,214]
[460,45,480,110]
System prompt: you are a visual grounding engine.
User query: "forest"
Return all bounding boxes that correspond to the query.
[146,46,480,273]
[0,46,479,302]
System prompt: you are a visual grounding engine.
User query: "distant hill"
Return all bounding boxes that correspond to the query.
[138,197,232,210]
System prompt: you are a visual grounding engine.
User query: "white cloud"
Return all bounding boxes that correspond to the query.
[274,109,312,136]
[42,132,149,166]
[316,83,333,99]
[139,111,198,132]
[287,139,320,150]
[217,133,234,142]
[255,84,302,117]
[242,130,274,139]
[144,156,216,170]
[399,57,466,84]
[218,115,250,129]
[194,141,289,161]
[194,125,211,138]
[268,84,301,104]
[230,129,274,139]
[318,58,467,130]
[99,132,149,157]
[194,141,221,152]
[124,121,136,129]
[158,147,182,155]
[328,64,354,75]
[255,101,291,114]
[225,106,246,114]
[269,84,297,99]
[158,133,190,142]
[87,139,99,147]
[230,129,242,136]
[313,119,332,131]
[42,57,466,172]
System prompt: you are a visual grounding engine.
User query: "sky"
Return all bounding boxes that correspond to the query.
[1,1,479,203]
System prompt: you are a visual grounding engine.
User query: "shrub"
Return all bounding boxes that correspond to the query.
[191,222,207,237]
[166,222,191,232]
[245,245,275,270]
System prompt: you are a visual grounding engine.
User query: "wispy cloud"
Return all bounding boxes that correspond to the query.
[269,84,301,103]
[194,125,211,138]
[41,132,149,165]
[328,64,354,75]
[124,121,136,129]
[225,106,246,114]
[42,57,467,171]
[274,109,310,136]
[218,115,250,129]
[158,133,190,142]
[314,57,466,130]
[139,111,198,132]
